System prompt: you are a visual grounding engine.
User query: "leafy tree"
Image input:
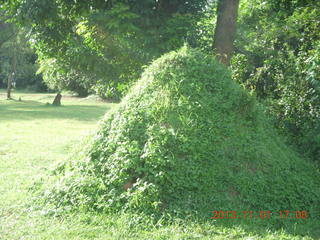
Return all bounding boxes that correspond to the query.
[0,17,15,97]
[1,0,207,100]
[0,22,45,97]
[0,22,20,99]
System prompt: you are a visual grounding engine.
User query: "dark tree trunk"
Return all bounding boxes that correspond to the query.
[6,72,13,99]
[213,0,240,65]
[52,92,62,106]
[157,0,178,16]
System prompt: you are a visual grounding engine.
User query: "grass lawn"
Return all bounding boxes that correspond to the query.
[0,90,318,239]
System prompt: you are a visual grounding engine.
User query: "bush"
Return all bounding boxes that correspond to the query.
[34,47,320,219]
[38,58,92,97]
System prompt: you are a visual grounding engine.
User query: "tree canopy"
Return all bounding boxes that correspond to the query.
[1,0,207,98]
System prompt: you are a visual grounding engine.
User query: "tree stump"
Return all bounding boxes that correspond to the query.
[52,93,62,106]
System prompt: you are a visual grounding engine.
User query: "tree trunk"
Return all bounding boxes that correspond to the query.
[6,72,13,99]
[213,0,240,65]
[7,42,16,100]
[52,92,62,106]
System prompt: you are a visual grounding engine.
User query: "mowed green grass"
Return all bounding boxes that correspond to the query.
[0,90,317,240]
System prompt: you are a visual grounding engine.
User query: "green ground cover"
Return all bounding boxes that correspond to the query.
[0,89,318,239]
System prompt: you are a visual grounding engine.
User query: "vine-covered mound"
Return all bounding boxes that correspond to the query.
[37,47,320,217]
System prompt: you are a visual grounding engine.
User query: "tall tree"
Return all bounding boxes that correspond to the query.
[6,40,16,99]
[0,16,43,96]
[0,18,16,98]
[213,0,240,65]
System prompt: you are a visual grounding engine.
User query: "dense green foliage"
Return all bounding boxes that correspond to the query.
[34,48,320,221]
[230,0,320,163]
[186,0,320,164]
[0,22,45,91]
[1,0,206,98]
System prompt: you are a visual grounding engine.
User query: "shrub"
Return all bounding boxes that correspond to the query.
[34,47,320,219]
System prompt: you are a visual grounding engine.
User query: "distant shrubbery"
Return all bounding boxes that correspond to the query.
[33,48,320,221]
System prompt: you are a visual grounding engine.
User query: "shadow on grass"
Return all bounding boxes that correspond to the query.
[0,99,111,122]
[206,213,320,239]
